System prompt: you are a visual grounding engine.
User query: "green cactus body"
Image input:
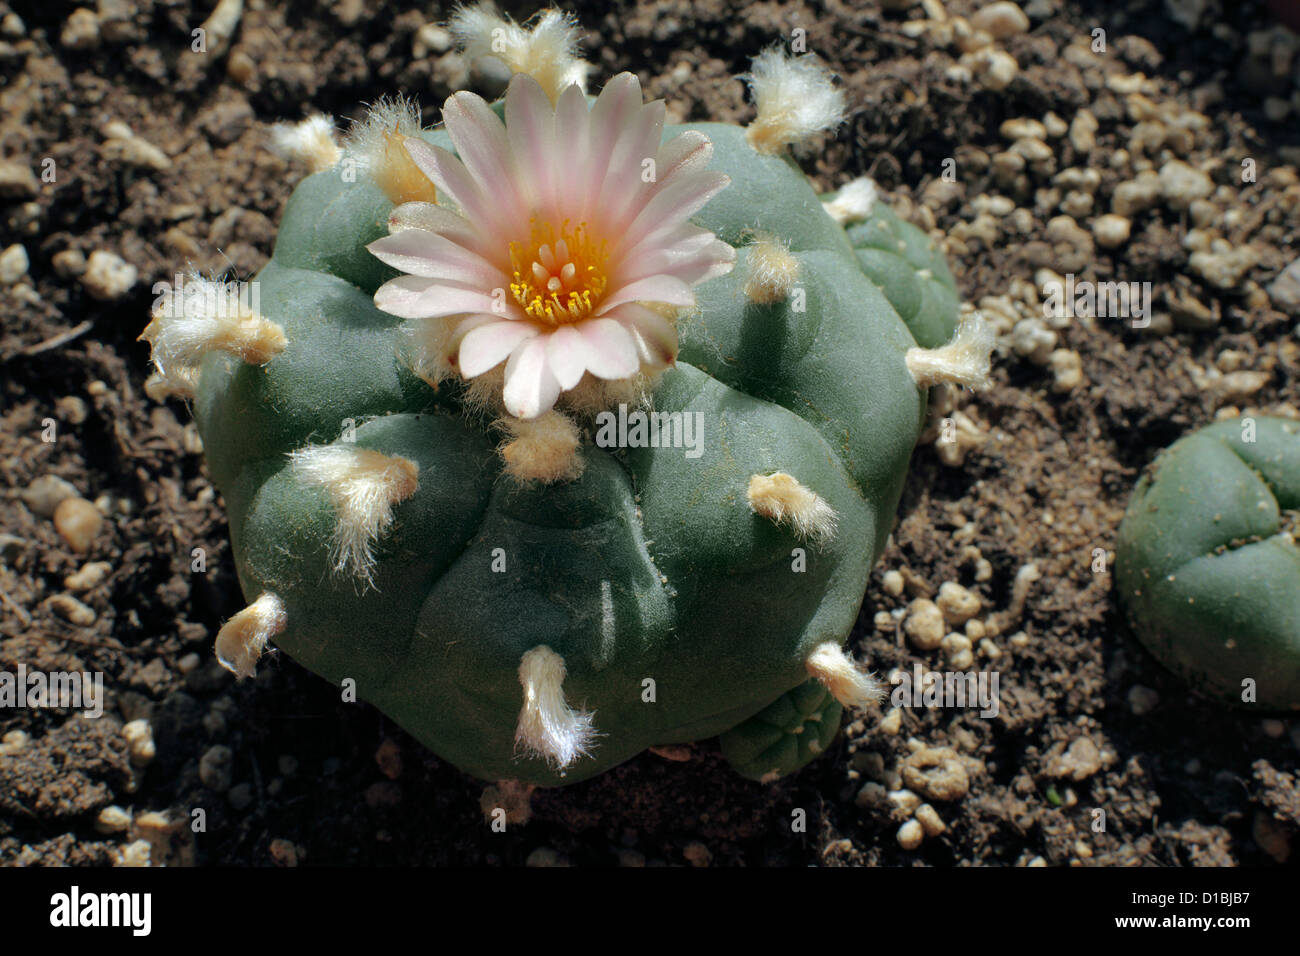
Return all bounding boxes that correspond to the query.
[1116,416,1300,710]
[186,108,961,786]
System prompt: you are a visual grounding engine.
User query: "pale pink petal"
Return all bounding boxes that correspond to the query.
[375,275,502,320]
[609,304,678,367]
[442,91,523,212]
[402,139,513,243]
[597,99,667,230]
[368,229,507,287]
[576,318,640,379]
[502,337,563,419]
[615,226,735,285]
[543,324,590,390]
[387,201,497,261]
[583,73,645,218]
[504,75,556,212]
[551,84,591,216]
[595,274,696,314]
[617,170,731,254]
[654,131,714,184]
[457,320,541,377]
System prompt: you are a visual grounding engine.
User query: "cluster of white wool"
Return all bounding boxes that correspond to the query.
[905,312,996,390]
[822,176,878,225]
[289,445,420,588]
[497,410,585,484]
[269,114,341,173]
[744,236,801,304]
[746,472,839,545]
[515,645,597,770]
[449,3,589,100]
[806,642,883,709]
[140,274,286,401]
[744,47,847,154]
[215,592,287,679]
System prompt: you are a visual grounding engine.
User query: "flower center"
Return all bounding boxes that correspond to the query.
[509,219,609,326]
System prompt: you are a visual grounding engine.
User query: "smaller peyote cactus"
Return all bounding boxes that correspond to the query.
[1116,416,1300,710]
[142,6,993,789]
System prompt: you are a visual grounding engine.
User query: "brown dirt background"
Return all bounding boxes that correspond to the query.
[1,0,1299,866]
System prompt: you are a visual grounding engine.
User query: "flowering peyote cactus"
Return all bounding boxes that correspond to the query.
[1116,416,1300,710]
[142,8,991,787]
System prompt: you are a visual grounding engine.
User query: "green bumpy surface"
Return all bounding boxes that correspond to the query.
[1116,417,1300,710]
[194,119,959,785]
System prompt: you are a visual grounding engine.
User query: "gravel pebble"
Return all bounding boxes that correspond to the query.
[199,744,234,791]
[0,243,28,284]
[53,496,104,553]
[21,475,79,518]
[903,598,946,650]
[81,249,137,301]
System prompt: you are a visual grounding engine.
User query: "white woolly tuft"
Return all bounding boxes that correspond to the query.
[823,177,878,224]
[744,236,801,304]
[515,645,597,770]
[449,4,589,98]
[745,47,847,154]
[269,114,341,172]
[289,445,420,587]
[806,642,883,710]
[215,592,287,679]
[343,94,423,166]
[140,274,286,400]
[906,312,995,390]
[498,410,585,484]
[340,95,438,205]
[746,472,839,545]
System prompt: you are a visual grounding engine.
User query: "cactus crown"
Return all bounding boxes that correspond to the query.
[142,4,989,787]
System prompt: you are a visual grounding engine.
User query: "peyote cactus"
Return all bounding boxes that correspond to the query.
[1116,416,1300,710]
[141,8,991,788]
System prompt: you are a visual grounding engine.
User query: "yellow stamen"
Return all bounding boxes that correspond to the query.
[509,219,609,326]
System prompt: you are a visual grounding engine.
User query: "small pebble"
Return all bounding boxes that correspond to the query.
[117,840,151,868]
[936,582,981,625]
[1092,213,1131,249]
[53,497,104,554]
[269,838,299,867]
[121,719,155,766]
[81,249,138,301]
[65,560,111,591]
[375,737,403,780]
[526,846,566,867]
[915,803,947,836]
[21,475,79,519]
[228,783,254,810]
[95,805,132,834]
[882,569,905,597]
[46,593,95,626]
[683,842,712,867]
[896,819,924,850]
[0,243,28,284]
[199,744,233,791]
[970,1,1030,38]
[903,598,946,650]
